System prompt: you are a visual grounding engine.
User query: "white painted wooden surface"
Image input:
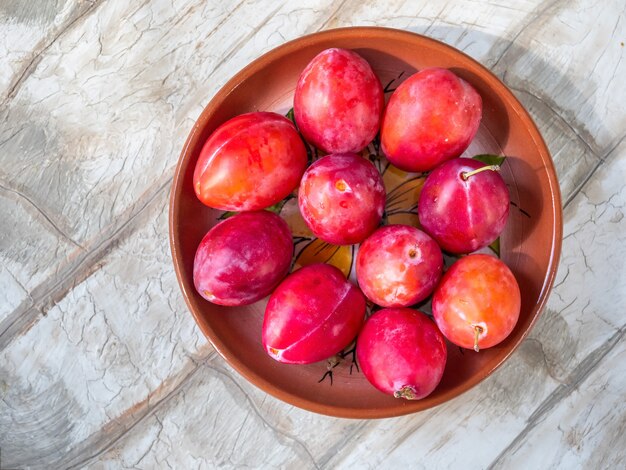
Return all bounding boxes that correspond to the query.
[1,0,625,468]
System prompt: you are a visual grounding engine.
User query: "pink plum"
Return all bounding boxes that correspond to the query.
[418,157,509,254]
[294,48,384,153]
[193,112,307,211]
[263,263,366,364]
[357,308,447,400]
[356,225,443,307]
[381,67,482,172]
[193,211,293,306]
[298,153,386,245]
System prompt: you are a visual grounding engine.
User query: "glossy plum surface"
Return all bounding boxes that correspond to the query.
[432,254,521,351]
[356,225,443,307]
[193,211,293,306]
[418,157,510,254]
[298,153,386,245]
[263,263,366,364]
[193,112,307,211]
[357,308,447,400]
[294,48,384,153]
[381,67,482,172]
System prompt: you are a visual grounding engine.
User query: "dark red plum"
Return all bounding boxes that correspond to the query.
[357,308,447,400]
[193,211,293,306]
[418,157,509,254]
[263,263,366,364]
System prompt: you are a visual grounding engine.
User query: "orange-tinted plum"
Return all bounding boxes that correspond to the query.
[381,68,482,172]
[418,158,509,254]
[432,254,521,351]
[298,153,385,245]
[357,308,447,400]
[263,263,366,364]
[193,112,307,211]
[294,48,384,154]
[356,225,443,307]
[193,211,293,306]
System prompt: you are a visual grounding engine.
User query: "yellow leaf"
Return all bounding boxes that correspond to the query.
[279,196,313,238]
[384,168,426,228]
[387,211,421,227]
[293,239,354,277]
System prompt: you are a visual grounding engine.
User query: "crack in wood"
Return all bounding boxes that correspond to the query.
[487,325,625,469]
[564,133,626,209]
[0,173,172,351]
[63,350,215,469]
[0,182,84,249]
[491,0,563,69]
[2,0,105,106]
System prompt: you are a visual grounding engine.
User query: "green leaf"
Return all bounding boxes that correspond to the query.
[285,107,317,164]
[473,154,506,167]
[218,211,238,220]
[488,237,500,257]
[265,193,295,215]
[218,194,294,220]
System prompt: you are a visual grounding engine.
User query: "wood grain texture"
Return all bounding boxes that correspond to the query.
[490,329,626,469]
[0,0,101,101]
[0,189,212,469]
[1,0,625,468]
[494,0,626,156]
[88,357,366,469]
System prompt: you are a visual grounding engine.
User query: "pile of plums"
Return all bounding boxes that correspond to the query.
[192,48,521,401]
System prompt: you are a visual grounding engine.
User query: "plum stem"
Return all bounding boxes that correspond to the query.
[462,165,500,180]
[474,325,484,352]
[394,385,418,400]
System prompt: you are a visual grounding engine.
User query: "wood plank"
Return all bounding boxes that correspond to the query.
[0,0,246,244]
[0,189,212,469]
[85,363,320,470]
[205,357,367,467]
[494,0,626,156]
[0,0,97,326]
[0,0,100,99]
[0,190,75,324]
[532,138,626,381]
[321,0,545,67]
[490,328,626,469]
[0,0,252,345]
[509,87,601,207]
[0,263,29,322]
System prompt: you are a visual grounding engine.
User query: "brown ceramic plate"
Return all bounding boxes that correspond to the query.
[169,27,562,418]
